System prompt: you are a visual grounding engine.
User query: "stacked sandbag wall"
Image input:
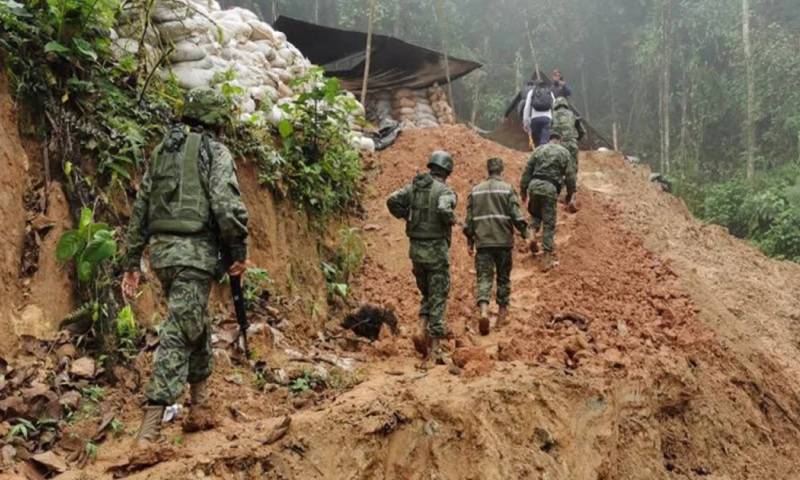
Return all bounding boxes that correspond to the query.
[367,84,456,130]
[111,0,374,151]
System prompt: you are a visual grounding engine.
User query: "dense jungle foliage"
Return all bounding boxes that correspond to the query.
[250,0,800,261]
[0,0,362,353]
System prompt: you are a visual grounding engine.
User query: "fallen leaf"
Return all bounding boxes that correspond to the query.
[69,357,96,379]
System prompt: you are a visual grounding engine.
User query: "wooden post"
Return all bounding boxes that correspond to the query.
[612,122,619,152]
[360,0,377,106]
[434,0,454,109]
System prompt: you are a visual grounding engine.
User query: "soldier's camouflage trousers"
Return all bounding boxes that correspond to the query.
[412,262,450,339]
[528,195,558,253]
[146,266,213,405]
[564,140,579,172]
[475,247,513,307]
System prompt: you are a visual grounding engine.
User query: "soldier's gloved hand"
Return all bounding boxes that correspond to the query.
[122,271,141,300]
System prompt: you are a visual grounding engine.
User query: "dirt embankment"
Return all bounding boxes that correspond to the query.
[6,125,800,480]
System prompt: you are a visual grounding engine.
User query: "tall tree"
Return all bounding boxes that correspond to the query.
[742,0,756,179]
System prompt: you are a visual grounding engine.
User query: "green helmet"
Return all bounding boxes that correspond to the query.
[487,157,504,174]
[427,150,454,174]
[182,87,232,127]
[553,97,571,110]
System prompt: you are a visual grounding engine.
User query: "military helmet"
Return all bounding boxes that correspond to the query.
[182,87,233,127]
[427,150,454,174]
[553,97,571,110]
[487,157,504,173]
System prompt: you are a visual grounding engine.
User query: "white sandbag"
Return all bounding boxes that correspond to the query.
[272,68,293,84]
[398,107,415,116]
[394,97,416,109]
[249,21,276,42]
[356,136,375,153]
[276,81,293,99]
[170,40,207,63]
[240,96,256,113]
[157,17,212,42]
[266,105,284,124]
[271,56,288,69]
[274,31,287,45]
[417,119,439,129]
[153,0,209,23]
[216,19,253,44]
[111,38,139,58]
[226,6,259,23]
[250,85,278,103]
[415,104,434,116]
[170,66,216,89]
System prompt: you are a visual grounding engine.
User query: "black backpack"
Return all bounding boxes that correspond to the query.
[530,86,554,112]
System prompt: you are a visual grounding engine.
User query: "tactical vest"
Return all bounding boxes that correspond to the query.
[552,108,578,142]
[147,132,211,235]
[407,175,451,241]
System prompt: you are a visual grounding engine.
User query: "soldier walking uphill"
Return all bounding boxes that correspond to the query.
[120,88,249,446]
[520,132,576,271]
[550,97,586,174]
[387,151,458,368]
[463,158,528,335]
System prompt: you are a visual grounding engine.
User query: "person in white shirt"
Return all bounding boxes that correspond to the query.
[522,79,555,148]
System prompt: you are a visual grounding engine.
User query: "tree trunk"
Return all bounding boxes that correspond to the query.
[580,53,590,121]
[659,0,673,174]
[603,34,618,132]
[434,0,455,109]
[524,13,540,80]
[742,0,756,179]
[360,0,377,105]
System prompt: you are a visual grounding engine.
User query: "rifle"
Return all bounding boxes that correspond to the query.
[229,274,250,358]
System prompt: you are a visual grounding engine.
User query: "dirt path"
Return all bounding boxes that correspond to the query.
[16,126,800,480]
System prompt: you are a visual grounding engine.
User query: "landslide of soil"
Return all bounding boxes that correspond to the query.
[4,124,800,480]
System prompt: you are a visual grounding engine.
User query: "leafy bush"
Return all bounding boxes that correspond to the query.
[56,207,117,283]
[694,164,800,262]
[271,68,363,217]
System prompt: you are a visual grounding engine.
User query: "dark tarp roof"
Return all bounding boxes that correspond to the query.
[485,83,612,152]
[274,16,482,93]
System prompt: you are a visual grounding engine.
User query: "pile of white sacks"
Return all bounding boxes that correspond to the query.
[112,0,375,152]
[367,84,456,129]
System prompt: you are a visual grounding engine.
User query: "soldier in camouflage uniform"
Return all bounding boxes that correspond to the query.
[463,158,528,334]
[387,151,457,367]
[550,97,586,175]
[121,88,249,445]
[520,132,576,270]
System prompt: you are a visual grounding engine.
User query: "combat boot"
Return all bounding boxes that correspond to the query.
[541,253,560,272]
[496,305,509,328]
[529,238,540,255]
[412,315,430,356]
[136,405,165,446]
[183,379,217,433]
[478,303,491,336]
[431,338,448,366]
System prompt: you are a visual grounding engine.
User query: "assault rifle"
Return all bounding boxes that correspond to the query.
[229,274,250,358]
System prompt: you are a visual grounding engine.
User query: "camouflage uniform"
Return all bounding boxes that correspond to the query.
[387,171,457,339]
[122,121,248,406]
[551,98,586,173]
[520,143,575,253]
[463,160,528,307]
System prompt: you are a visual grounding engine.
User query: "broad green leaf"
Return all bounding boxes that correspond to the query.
[278,120,294,139]
[82,238,117,263]
[44,41,69,55]
[56,230,82,261]
[73,38,98,61]
[78,208,93,231]
[77,261,93,282]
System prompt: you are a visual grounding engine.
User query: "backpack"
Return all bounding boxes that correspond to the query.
[530,86,554,112]
[147,131,212,235]
[406,174,451,241]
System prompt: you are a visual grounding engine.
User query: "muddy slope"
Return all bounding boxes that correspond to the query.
[35,126,800,480]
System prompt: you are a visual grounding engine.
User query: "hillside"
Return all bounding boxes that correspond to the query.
[3,122,800,479]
